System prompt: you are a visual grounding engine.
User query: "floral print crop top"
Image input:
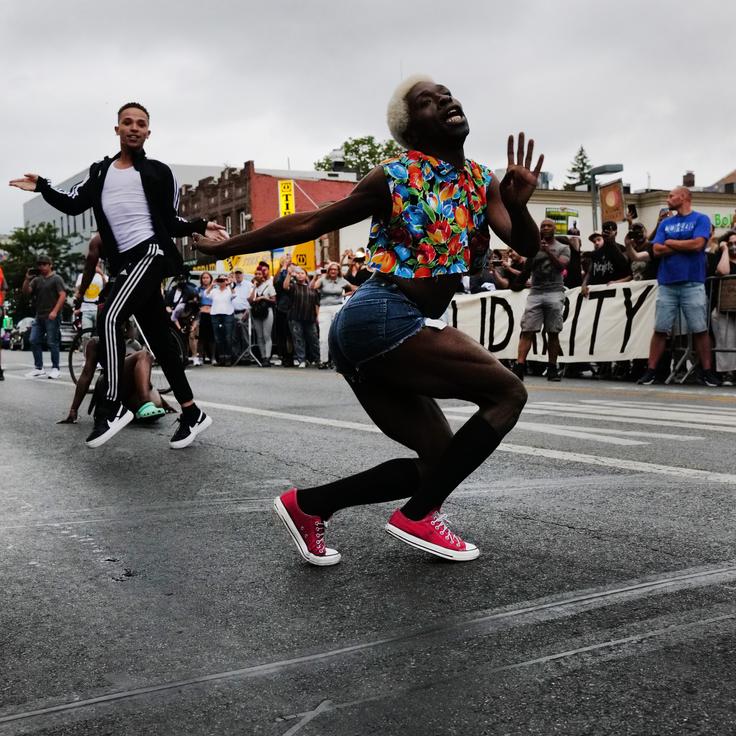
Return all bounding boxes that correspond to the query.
[366,150,493,278]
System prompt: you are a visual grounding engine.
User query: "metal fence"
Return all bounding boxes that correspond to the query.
[708,273,736,374]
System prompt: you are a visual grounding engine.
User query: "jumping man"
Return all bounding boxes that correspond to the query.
[11,103,227,447]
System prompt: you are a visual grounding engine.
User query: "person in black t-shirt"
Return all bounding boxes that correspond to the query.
[581,231,632,295]
[343,249,372,286]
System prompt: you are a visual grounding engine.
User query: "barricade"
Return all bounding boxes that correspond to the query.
[707,273,736,376]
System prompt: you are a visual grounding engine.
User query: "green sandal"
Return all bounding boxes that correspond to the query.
[135,401,166,421]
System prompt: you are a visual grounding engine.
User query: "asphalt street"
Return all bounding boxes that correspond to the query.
[1,349,735,735]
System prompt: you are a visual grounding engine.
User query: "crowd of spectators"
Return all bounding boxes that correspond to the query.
[450,205,736,386]
[165,251,360,370]
[122,209,736,386]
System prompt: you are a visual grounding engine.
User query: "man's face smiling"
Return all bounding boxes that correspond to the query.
[115,107,150,151]
[405,81,469,148]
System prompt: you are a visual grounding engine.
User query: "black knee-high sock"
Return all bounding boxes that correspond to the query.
[401,414,503,521]
[296,459,420,519]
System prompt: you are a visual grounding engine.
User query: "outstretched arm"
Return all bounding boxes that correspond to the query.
[195,167,390,259]
[162,166,227,242]
[485,133,544,259]
[10,172,94,216]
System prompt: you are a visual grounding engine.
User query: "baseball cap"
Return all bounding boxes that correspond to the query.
[588,232,603,242]
[36,254,52,264]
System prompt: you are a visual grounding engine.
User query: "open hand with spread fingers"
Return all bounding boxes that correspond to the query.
[499,133,544,210]
[9,174,39,192]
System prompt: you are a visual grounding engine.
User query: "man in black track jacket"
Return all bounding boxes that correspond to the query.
[11,102,227,449]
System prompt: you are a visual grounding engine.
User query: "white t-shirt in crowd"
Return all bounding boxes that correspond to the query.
[231,279,252,311]
[100,164,155,253]
[209,286,235,316]
[252,279,276,300]
[75,272,105,313]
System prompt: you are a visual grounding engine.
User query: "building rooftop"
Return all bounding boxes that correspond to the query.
[253,166,357,182]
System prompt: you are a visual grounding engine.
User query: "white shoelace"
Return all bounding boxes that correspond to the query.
[431,513,461,545]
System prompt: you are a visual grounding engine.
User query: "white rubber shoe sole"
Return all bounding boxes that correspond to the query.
[85,409,134,448]
[273,497,341,566]
[385,522,480,562]
[169,413,213,449]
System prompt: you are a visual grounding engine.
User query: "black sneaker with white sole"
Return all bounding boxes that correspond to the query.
[169,409,213,449]
[699,369,722,388]
[85,401,134,448]
[637,368,657,385]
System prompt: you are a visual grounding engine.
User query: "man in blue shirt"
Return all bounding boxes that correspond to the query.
[638,187,720,386]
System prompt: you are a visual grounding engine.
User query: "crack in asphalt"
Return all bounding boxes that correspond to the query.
[2,561,735,727]
[495,510,684,559]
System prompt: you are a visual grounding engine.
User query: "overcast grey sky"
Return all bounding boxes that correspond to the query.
[2,0,734,233]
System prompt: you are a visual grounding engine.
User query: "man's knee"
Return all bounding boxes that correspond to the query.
[507,375,528,413]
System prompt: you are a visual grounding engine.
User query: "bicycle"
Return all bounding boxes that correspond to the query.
[68,318,187,395]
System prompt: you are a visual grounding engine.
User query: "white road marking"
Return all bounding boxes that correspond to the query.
[193,401,736,484]
[533,401,735,427]
[584,399,736,415]
[520,407,736,434]
[499,444,736,484]
[3,373,731,483]
[526,403,736,434]
[444,416,700,443]
[443,415,646,446]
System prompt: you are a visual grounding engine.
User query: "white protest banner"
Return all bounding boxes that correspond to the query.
[451,280,658,362]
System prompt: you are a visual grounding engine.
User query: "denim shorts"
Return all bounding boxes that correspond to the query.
[328,276,426,380]
[655,282,708,334]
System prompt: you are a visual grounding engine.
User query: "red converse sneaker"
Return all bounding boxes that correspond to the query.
[273,488,341,566]
[385,509,479,562]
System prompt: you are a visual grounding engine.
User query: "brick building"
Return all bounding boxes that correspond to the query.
[176,161,359,270]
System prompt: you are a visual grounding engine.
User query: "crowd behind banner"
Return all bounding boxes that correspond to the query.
[6,213,736,387]
[152,210,736,385]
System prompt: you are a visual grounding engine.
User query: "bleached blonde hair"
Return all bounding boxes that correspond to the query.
[386,74,435,149]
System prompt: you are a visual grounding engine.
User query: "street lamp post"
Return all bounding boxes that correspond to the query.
[589,164,623,232]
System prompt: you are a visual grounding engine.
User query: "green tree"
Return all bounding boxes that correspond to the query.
[314,136,403,179]
[2,223,81,319]
[565,146,593,190]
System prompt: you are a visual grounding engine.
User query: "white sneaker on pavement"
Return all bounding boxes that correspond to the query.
[48,368,60,379]
[26,368,46,378]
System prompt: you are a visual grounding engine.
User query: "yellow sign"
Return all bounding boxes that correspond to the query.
[289,243,316,271]
[279,180,296,217]
[277,179,316,271]
[230,253,274,274]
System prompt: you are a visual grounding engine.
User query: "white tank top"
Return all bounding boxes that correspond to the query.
[100,164,156,253]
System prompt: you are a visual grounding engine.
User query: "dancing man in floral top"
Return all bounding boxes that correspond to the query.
[196,75,543,566]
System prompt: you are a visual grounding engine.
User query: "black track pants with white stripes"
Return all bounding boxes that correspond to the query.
[98,240,193,406]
